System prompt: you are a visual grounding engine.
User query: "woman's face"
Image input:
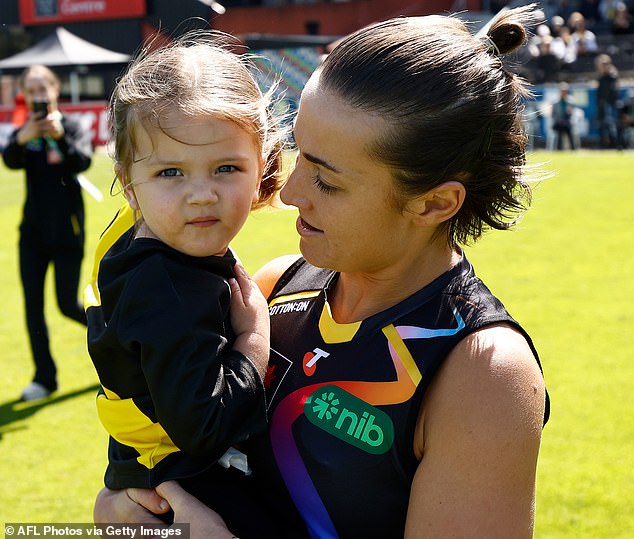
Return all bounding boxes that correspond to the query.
[22,71,59,112]
[280,75,415,273]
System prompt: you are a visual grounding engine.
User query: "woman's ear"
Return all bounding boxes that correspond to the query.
[406,181,466,227]
[116,164,139,210]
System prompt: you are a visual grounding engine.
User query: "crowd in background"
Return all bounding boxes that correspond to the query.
[516,0,633,82]
[503,0,634,149]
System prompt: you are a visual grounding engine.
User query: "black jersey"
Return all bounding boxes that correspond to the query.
[247,256,549,539]
[86,223,267,489]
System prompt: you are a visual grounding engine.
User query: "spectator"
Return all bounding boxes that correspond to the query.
[528,23,552,57]
[611,2,633,33]
[580,0,603,28]
[554,24,578,64]
[551,82,578,150]
[549,14,566,36]
[617,89,634,148]
[599,0,622,23]
[557,0,577,22]
[2,65,92,401]
[531,35,564,82]
[595,54,620,148]
[569,12,598,57]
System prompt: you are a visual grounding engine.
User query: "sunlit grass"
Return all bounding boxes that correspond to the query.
[1,150,632,536]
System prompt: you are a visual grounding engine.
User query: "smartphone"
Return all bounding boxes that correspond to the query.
[32,100,49,118]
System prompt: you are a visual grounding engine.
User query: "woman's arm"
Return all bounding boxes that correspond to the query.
[406,324,546,538]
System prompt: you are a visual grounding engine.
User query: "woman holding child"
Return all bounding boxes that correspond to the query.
[96,5,549,538]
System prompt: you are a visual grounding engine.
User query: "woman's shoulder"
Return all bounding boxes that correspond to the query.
[409,323,547,534]
[253,254,303,298]
[417,323,546,456]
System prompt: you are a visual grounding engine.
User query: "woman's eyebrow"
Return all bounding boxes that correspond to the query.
[303,152,340,173]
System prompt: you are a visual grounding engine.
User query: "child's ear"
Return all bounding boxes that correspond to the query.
[253,158,266,203]
[253,177,263,204]
[406,181,466,227]
[116,164,139,210]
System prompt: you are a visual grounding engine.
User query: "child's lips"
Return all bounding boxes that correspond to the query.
[189,217,219,227]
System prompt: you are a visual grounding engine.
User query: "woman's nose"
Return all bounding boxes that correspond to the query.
[280,165,307,209]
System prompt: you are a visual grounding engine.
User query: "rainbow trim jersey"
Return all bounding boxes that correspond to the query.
[248,256,549,539]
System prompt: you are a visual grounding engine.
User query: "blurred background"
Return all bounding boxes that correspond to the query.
[1,0,633,152]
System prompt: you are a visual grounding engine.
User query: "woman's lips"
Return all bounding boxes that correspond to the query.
[296,216,323,234]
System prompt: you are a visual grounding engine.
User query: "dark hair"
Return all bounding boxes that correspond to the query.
[110,31,289,209]
[319,6,538,245]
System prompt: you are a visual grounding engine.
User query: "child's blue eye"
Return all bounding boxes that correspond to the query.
[312,173,337,195]
[158,168,182,177]
[217,165,238,174]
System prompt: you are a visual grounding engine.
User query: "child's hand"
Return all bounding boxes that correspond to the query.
[229,263,270,378]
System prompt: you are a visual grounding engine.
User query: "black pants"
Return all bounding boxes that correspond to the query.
[19,233,87,391]
[554,127,575,150]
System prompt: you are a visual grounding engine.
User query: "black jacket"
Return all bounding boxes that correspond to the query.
[87,228,267,488]
[2,115,92,248]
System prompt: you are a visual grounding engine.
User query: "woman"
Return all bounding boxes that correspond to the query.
[96,6,549,538]
[2,65,92,401]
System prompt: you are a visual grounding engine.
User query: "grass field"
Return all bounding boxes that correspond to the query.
[0,150,632,536]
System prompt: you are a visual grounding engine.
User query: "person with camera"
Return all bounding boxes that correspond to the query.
[2,64,93,401]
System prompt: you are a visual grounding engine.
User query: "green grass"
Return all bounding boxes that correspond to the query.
[463,151,634,538]
[1,150,632,536]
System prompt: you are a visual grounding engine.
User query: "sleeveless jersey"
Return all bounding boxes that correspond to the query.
[248,256,549,539]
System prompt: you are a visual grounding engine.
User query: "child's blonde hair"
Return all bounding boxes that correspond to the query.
[110,31,289,208]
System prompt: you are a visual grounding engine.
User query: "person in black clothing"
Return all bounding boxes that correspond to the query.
[617,90,634,148]
[595,54,620,149]
[2,65,92,401]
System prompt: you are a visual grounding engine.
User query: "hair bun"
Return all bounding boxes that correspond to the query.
[476,4,538,57]
[488,23,526,55]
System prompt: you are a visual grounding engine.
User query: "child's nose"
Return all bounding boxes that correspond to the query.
[189,176,219,204]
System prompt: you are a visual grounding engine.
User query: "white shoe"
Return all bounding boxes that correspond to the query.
[21,382,53,401]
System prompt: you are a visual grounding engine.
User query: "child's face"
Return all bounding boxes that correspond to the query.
[123,111,262,257]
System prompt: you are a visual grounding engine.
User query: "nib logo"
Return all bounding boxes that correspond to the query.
[304,385,394,455]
